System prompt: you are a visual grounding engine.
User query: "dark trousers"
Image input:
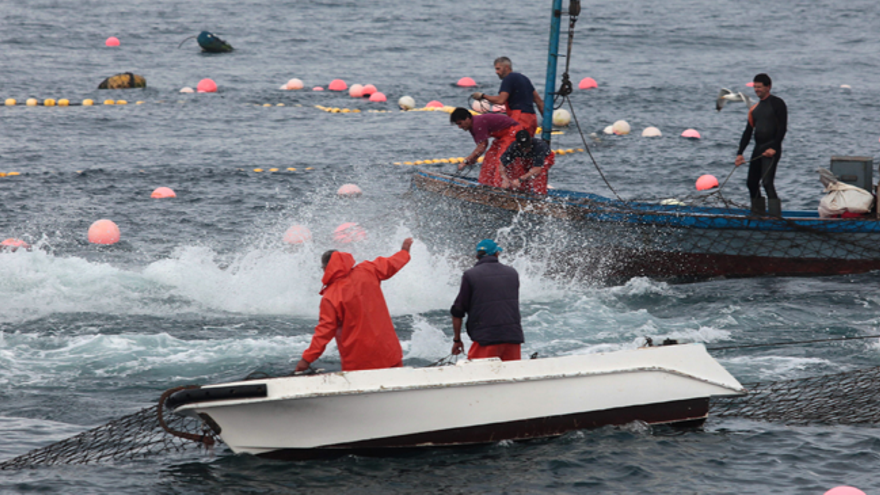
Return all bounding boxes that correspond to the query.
[747,147,781,200]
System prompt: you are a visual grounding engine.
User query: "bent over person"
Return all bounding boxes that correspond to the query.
[499,130,555,194]
[451,108,524,187]
[450,239,523,361]
[295,238,413,372]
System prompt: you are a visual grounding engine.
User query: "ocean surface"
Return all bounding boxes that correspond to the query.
[3,0,880,492]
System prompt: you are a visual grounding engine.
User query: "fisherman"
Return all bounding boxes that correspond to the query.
[450,239,524,361]
[294,237,413,373]
[734,73,787,216]
[471,57,544,136]
[499,130,555,195]
[97,73,146,89]
[450,107,524,187]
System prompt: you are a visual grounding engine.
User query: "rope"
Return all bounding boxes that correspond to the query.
[707,333,880,352]
[157,385,215,447]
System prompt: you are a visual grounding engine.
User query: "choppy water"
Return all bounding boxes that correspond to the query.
[2,0,880,493]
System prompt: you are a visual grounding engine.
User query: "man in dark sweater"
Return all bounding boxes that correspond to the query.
[450,239,524,361]
[735,73,788,216]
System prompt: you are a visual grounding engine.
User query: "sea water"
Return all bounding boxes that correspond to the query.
[2,0,880,492]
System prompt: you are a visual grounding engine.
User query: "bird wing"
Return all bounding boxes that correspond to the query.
[716,88,732,111]
[740,93,752,108]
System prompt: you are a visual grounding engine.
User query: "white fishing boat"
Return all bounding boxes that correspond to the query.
[168,343,745,460]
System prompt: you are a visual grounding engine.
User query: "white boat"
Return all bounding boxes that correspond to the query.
[169,343,745,460]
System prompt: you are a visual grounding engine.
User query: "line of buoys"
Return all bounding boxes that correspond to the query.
[315,105,362,113]
[2,98,144,106]
[393,147,585,166]
[241,167,315,172]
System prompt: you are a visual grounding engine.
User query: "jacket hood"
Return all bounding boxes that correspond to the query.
[321,251,355,294]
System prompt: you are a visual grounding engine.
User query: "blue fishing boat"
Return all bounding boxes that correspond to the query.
[411,0,880,282]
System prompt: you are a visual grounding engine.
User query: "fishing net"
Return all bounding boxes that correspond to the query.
[710,366,880,424]
[0,386,218,470]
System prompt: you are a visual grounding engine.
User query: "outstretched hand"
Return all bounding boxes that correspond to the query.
[294,358,311,373]
[401,237,414,252]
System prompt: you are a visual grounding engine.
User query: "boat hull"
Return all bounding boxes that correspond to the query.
[410,169,880,282]
[172,344,744,459]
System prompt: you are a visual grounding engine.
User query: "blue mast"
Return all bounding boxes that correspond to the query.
[541,0,563,144]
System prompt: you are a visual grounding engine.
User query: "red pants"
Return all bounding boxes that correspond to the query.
[479,125,524,187]
[502,151,554,195]
[507,110,538,137]
[468,342,521,361]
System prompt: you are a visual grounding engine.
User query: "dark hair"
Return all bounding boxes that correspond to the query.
[753,73,772,87]
[321,250,337,269]
[450,107,472,124]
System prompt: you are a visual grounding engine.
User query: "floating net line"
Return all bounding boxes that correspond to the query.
[0,387,218,470]
[710,365,880,425]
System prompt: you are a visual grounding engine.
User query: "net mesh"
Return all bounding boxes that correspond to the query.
[0,401,218,470]
[710,366,880,424]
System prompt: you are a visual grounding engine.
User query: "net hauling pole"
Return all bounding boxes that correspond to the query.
[541,0,563,144]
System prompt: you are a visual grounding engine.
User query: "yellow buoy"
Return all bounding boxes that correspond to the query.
[58,99,70,106]
[269,168,278,172]
[0,173,6,177]
[116,100,127,105]
[44,98,56,107]
[253,168,263,172]
[477,157,484,163]
[26,98,38,106]
[287,167,297,171]
[7,172,20,176]
[305,167,314,171]
[404,161,414,165]
[4,98,15,106]
[136,101,144,105]
[353,109,361,113]
[566,148,574,153]
[83,99,94,106]
[262,103,271,107]
[276,103,285,107]
[103,99,115,105]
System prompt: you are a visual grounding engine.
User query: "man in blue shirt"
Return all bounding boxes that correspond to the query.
[472,57,544,136]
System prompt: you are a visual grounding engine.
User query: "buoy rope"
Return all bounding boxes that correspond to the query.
[157,385,215,447]
[707,333,880,352]
[565,96,624,201]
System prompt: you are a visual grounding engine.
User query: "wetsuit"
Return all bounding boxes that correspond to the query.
[737,94,787,199]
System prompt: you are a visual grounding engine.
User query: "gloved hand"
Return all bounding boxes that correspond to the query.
[471,92,484,100]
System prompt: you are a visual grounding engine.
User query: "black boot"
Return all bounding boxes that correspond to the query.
[750,196,766,216]
[768,198,782,217]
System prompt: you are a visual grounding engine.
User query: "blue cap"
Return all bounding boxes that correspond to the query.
[476,239,502,256]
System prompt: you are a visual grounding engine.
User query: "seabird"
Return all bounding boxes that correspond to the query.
[716,88,752,111]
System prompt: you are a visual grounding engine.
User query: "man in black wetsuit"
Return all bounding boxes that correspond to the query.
[735,73,787,217]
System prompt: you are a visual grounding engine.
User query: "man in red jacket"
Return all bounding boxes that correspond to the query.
[295,238,413,372]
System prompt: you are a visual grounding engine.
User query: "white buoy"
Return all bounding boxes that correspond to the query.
[641,126,662,137]
[603,125,614,135]
[398,95,416,110]
[285,78,304,90]
[612,120,631,135]
[180,87,194,93]
[552,109,571,126]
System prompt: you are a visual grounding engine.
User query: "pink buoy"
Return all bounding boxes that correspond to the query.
[333,222,367,244]
[196,78,217,93]
[368,92,386,102]
[0,238,30,251]
[337,184,363,197]
[88,219,121,245]
[578,77,598,89]
[457,77,477,87]
[681,128,701,139]
[746,81,755,87]
[824,487,867,495]
[285,78,304,90]
[491,104,507,113]
[151,187,176,199]
[105,36,120,47]
[312,86,324,91]
[328,79,347,91]
[349,84,364,98]
[695,174,719,191]
[361,84,377,97]
[425,100,443,108]
[283,225,312,245]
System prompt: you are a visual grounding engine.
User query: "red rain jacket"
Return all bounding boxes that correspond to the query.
[302,250,411,371]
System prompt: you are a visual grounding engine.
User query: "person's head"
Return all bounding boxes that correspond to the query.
[475,239,503,259]
[321,249,338,270]
[753,73,772,100]
[494,57,513,79]
[450,107,473,131]
[514,130,532,152]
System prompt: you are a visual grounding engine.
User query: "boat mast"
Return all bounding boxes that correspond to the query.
[540,0,564,144]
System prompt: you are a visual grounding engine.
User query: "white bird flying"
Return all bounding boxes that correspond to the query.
[716,88,752,111]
